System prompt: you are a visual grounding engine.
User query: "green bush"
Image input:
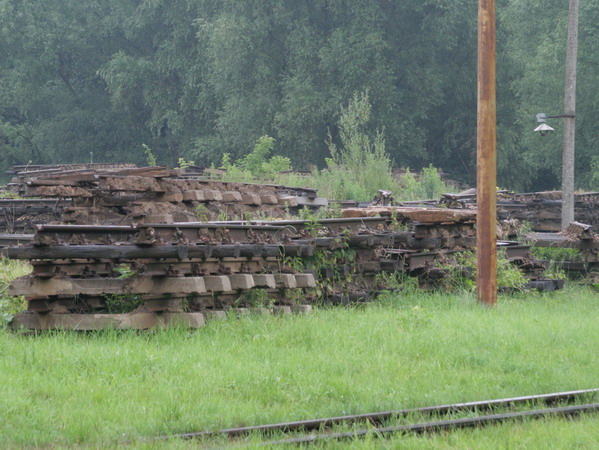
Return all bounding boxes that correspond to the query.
[142,143,157,166]
[318,92,400,201]
[435,250,527,293]
[218,93,450,203]
[221,135,291,183]
[0,259,31,325]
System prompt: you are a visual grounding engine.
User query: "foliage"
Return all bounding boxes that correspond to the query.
[194,204,210,222]
[141,144,157,167]
[589,157,599,191]
[435,250,527,293]
[0,260,31,325]
[374,272,420,294]
[296,204,343,222]
[103,294,143,314]
[531,247,583,264]
[2,1,599,190]
[396,165,447,201]
[235,289,275,308]
[113,264,135,279]
[176,157,195,170]
[0,191,22,200]
[303,241,356,299]
[220,135,291,183]
[101,264,143,313]
[314,92,400,201]
[496,250,529,291]
[498,0,599,191]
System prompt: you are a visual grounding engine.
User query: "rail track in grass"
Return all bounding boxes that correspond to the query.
[149,388,599,444]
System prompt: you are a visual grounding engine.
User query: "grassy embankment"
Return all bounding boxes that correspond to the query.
[1,277,599,447]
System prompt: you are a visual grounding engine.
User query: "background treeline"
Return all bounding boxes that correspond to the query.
[1,0,598,191]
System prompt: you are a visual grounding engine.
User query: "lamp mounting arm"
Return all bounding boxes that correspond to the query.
[546,114,576,119]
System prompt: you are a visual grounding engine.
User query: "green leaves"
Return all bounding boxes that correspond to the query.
[2,0,599,191]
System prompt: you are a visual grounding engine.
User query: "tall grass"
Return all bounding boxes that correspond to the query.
[0,259,31,324]
[315,91,398,201]
[2,286,599,447]
[272,163,448,203]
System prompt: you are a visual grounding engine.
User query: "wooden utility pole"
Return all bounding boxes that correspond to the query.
[476,0,497,305]
[561,0,579,229]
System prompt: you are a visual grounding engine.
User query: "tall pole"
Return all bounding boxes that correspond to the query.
[476,0,497,305]
[561,0,579,229]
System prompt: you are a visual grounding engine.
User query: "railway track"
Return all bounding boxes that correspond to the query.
[268,403,599,445]
[152,388,599,444]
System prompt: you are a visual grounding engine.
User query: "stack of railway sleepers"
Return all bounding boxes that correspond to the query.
[500,191,599,232]
[7,208,558,330]
[339,206,547,284]
[0,198,69,233]
[5,163,138,194]
[8,222,319,330]
[440,190,599,232]
[5,164,328,225]
[526,222,599,273]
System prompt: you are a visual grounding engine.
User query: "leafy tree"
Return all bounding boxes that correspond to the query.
[2,0,598,192]
[498,0,599,190]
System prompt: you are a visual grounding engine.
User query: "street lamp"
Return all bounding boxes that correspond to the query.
[534,112,577,136]
[534,111,577,227]
[533,0,579,229]
[533,113,555,136]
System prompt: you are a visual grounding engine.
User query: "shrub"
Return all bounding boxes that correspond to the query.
[142,143,157,166]
[221,135,291,183]
[0,259,31,325]
[319,91,400,201]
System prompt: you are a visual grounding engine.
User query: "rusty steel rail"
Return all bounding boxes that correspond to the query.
[214,216,394,235]
[157,388,599,441]
[29,219,405,247]
[32,222,290,246]
[267,403,599,445]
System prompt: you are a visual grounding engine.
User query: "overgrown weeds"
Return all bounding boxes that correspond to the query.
[216,92,451,203]
[220,135,292,184]
[433,250,527,293]
[0,259,31,325]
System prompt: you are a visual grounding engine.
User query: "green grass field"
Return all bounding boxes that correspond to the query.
[1,285,599,447]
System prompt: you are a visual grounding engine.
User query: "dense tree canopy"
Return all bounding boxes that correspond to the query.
[0,0,597,190]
